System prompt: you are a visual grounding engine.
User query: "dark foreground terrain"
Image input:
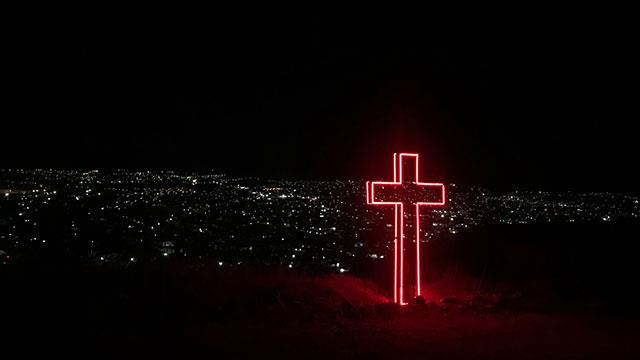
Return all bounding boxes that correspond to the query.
[2,222,639,359]
[2,263,638,359]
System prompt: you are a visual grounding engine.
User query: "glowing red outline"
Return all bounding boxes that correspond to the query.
[367,153,445,305]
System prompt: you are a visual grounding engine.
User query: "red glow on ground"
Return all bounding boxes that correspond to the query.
[367,153,445,304]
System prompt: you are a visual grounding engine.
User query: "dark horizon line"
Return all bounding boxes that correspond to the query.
[2,168,638,195]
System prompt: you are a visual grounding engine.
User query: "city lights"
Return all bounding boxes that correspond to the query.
[0,169,636,271]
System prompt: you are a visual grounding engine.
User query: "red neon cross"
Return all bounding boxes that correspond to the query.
[366,153,445,305]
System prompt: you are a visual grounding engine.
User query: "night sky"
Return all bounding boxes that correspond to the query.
[5,13,638,192]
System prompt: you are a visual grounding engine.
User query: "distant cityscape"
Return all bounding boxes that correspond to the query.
[1,169,638,271]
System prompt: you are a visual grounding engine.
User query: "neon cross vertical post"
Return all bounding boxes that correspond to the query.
[366,153,445,305]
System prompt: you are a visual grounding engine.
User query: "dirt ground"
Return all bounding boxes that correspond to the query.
[3,264,639,359]
[189,307,638,359]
